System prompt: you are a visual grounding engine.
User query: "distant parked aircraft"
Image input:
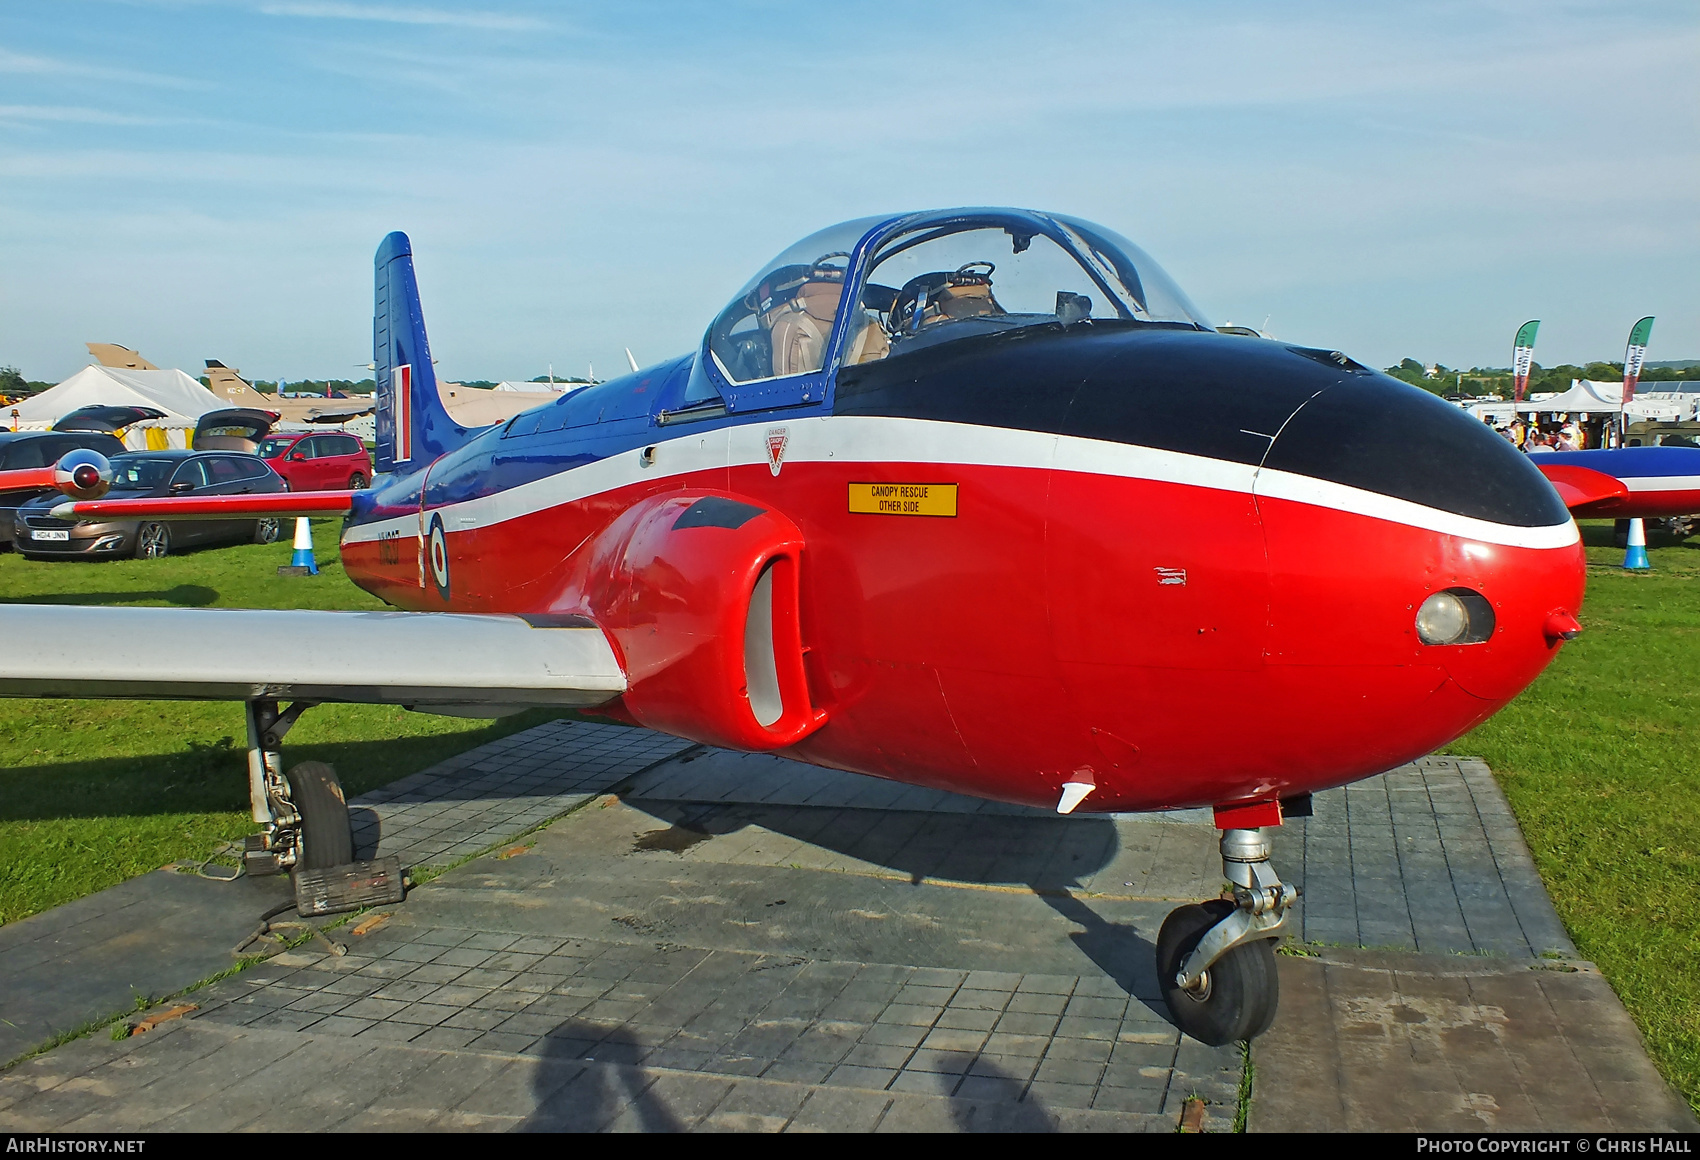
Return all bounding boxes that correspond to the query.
[86,343,158,371]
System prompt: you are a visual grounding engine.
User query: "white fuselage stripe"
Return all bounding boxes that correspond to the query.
[1622,475,1700,493]
[343,416,1578,551]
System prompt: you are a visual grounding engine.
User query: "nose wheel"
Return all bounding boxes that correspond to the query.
[1157,900,1280,1044]
[1156,827,1295,1045]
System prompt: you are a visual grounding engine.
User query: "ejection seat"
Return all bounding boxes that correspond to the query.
[763,279,890,375]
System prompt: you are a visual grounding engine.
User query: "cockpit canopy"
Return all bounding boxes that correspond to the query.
[705,209,1211,387]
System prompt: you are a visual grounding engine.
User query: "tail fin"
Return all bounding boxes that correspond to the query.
[87,343,158,370]
[202,360,271,407]
[374,231,465,475]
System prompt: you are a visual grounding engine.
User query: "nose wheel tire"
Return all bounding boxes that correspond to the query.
[286,760,353,871]
[253,517,281,544]
[134,522,170,559]
[1157,899,1280,1045]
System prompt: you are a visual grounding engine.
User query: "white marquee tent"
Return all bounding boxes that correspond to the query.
[1517,380,1696,422]
[1519,379,1622,415]
[6,366,227,449]
[1461,381,1698,429]
[9,365,225,425]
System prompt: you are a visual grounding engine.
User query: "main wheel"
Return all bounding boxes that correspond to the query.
[253,517,281,544]
[288,761,353,870]
[134,522,170,559]
[1156,900,1280,1045]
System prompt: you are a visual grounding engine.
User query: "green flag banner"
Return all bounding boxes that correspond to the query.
[1622,316,1655,404]
[1512,319,1539,402]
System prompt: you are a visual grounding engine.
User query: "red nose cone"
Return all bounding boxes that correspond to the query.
[1543,610,1583,643]
[72,465,99,490]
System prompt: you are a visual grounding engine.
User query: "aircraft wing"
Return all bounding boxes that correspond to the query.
[0,467,60,491]
[0,605,625,711]
[49,491,358,522]
[304,404,375,423]
[1533,462,1630,516]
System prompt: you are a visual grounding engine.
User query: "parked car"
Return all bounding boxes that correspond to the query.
[14,449,287,560]
[192,407,278,452]
[256,431,371,491]
[54,404,168,434]
[0,430,128,551]
[1625,419,1700,448]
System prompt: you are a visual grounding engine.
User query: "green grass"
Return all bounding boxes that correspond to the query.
[5,515,1700,1111]
[0,522,574,926]
[1448,521,1700,1111]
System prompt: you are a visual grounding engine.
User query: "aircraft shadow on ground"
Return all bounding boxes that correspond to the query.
[623,798,1164,1007]
[0,584,219,606]
[0,733,542,824]
[516,1017,1060,1131]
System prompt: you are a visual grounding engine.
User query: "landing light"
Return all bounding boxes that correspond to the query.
[1415,588,1495,646]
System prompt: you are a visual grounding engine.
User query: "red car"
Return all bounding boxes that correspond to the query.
[257,431,371,491]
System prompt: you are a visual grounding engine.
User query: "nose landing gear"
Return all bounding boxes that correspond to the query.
[1156,826,1297,1045]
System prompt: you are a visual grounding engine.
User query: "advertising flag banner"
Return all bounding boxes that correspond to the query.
[1622,316,1655,405]
[1512,320,1540,403]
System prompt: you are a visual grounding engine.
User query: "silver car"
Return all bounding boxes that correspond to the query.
[15,449,286,560]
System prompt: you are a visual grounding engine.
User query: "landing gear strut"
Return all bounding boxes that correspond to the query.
[242,698,352,875]
[1156,827,1296,1045]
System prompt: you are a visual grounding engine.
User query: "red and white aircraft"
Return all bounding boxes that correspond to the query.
[0,210,1588,1044]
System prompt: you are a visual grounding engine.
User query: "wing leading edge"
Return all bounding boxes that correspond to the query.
[49,491,357,522]
[0,605,625,712]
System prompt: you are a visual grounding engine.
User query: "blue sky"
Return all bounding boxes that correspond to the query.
[1,1,1694,384]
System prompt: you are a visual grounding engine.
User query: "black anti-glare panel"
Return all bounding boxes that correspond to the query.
[674,496,766,530]
[835,325,1571,528]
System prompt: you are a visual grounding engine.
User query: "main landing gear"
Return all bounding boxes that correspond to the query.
[241,698,353,875]
[1156,826,1297,1045]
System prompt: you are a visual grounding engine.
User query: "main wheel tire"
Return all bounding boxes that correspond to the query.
[253,517,281,544]
[288,761,353,870]
[1156,900,1280,1045]
[134,522,170,559]
[348,472,368,490]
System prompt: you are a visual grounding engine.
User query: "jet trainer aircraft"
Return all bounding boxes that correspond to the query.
[0,209,1589,1046]
[1532,446,1700,522]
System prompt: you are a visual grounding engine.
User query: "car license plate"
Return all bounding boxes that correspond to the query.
[31,530,69,541]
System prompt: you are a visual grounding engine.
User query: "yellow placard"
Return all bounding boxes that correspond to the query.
[848,482,958,517]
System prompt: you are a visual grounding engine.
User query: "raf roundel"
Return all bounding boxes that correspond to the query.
[426,512,451,599]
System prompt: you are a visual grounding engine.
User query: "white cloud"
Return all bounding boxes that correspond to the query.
[0,104,190,126]
[257,2,547,31]
[0,1,1693,378]
[0,45,199,88]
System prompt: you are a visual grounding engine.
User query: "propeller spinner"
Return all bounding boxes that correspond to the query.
[53,449,113,501]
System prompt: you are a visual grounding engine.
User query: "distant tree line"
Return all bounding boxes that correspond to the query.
[1383,358,1700,398]
[9,356,1700,409]
[0,367,56,399]
[242,378,377,395]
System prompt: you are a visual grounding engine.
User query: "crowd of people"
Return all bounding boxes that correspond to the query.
[1487,416,1604,453]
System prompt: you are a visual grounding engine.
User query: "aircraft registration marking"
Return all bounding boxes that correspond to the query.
[848,482,957,517]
